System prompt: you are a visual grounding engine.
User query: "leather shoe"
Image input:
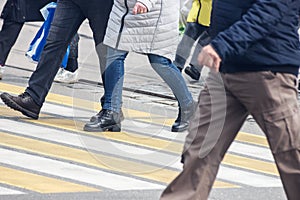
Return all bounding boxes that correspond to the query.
[84,109,121,132]
[89,109,124,122]
[184,65,200,81]
[0,92,41,119]
[171,102,196,132]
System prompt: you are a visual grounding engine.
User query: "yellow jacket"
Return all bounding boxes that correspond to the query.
[187,0,212,27]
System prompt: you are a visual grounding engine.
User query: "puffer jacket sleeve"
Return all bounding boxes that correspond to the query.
[210,0,299,61]
[138,0,159,11]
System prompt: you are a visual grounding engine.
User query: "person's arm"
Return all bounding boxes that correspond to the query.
[210,0,298,61]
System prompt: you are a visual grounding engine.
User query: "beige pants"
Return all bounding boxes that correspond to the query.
[160,71,300,200]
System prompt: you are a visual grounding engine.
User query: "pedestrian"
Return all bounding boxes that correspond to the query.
[0,0,113,120]
[83,0,195,133]
[0,0,55,79]
[174,0,212,81]
[0,0,79,83]
[160,0,300,199]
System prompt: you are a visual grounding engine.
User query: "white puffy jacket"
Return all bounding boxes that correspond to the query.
[104,0,180,60]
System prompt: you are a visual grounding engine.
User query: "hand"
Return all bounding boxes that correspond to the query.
[132,2,148,15]
[198,45,222,72]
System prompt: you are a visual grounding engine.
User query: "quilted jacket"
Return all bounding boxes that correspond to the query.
[104,0,180,60]
[210,0,300,75]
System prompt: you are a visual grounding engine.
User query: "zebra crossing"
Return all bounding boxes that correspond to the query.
[0,82,283,197]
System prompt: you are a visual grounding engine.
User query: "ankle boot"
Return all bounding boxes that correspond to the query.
[184,65,200,81]
[89,109,125,123]
[84,109,121,132]
[0,92,41,119]
[171,102,195,132]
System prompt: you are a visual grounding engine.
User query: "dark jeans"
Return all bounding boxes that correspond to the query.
[174,22,209,72]
[0,20,23,65]
[65,33,80,72]
[25,0,113,106]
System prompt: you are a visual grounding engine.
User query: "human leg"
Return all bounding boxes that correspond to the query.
[147,54,194,132]
[0,20,23,79]
[174,23,206,71]
[184,27,209,81]
[0,0,85,119]
[25,0,85,106]
[232,72,300,200]
[160,72,249,200]
[66,33,79,73]
[0,20,23,66]
[95,43,108,106]
[102,47,127,113]
[84,0,113,106]
[83,47,127,132]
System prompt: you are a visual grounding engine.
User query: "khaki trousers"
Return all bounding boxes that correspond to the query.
[160,71,300,200]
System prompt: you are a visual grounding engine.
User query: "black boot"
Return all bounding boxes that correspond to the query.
[184,65,200,81]
[171,102,195,132]
[89,109,125,123]
[0,92,41,119]
[84,109,121,132]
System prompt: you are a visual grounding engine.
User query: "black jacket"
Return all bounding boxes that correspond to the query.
[1,0,56,23]
[210,0,300,75]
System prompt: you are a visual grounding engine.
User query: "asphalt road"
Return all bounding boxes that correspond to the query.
[0,1,296,199]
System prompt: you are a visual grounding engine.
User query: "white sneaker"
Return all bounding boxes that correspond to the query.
[54,68,78,84]
[0,66,5,80]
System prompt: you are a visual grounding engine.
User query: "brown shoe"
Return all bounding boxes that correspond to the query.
[0,92,41,119]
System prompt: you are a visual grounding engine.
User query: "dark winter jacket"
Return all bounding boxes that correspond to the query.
[210,0,300,76]
[1,0,55,23]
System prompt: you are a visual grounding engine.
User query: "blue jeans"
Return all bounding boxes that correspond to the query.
[25,0,113,106]
[174,22,209,71]
[103,47,194,113]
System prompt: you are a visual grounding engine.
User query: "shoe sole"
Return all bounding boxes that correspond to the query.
[171,124,189,132]
[0,93,39,119]
[171,127,188,132]
[83,123,121,132]
[54,79,78,84]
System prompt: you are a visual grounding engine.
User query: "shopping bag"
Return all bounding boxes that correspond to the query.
[26,2,69,67]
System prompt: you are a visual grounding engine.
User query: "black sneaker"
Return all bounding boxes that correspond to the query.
[184,65,200,81]
[0,92,41,119]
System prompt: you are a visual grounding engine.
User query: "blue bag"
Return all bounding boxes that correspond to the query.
[26,2,69,67]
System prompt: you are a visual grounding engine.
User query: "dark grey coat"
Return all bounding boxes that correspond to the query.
[1,0,55,23]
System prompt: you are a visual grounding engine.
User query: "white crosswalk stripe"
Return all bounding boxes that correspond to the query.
[0,187,24,195]
[0,96,282,195]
